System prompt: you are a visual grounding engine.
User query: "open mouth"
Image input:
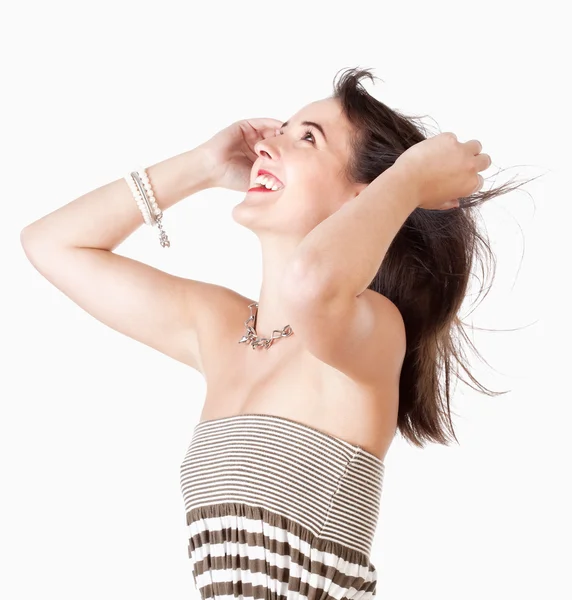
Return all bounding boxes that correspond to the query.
[248,170,285,193]
[247,186,283,193]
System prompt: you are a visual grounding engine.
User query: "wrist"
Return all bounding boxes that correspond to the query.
[383,163,422,210]
[185,144,218,191]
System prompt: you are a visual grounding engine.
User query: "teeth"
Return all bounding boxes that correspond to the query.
[254,174,284,190]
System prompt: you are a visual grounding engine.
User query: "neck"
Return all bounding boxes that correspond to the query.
[253,235,302,341]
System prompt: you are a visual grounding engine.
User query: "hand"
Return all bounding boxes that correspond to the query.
[200,117,283,192]
[394,132,492,210]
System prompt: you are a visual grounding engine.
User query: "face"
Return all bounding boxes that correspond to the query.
[232,97,367,238]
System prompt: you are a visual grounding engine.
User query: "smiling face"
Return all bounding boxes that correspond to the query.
[232,97,367,238]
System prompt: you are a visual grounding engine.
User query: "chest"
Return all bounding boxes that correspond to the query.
[196,321,397,462]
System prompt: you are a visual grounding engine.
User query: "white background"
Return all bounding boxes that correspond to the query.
[3,1,570,599]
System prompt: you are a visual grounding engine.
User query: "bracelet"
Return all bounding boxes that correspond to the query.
[124,166,171,248]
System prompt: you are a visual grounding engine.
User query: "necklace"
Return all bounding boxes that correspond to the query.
[238,302,294,350]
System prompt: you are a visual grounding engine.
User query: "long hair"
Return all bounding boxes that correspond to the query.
[331,67,539,448]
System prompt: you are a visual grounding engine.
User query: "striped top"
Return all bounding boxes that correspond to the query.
[179,413,385,600]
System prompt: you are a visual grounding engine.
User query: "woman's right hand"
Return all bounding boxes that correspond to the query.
[200,117,283,193]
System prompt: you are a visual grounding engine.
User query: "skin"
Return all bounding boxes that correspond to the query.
[231,97,368,338]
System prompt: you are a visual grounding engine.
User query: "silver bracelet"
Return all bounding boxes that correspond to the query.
[124,166,171,248]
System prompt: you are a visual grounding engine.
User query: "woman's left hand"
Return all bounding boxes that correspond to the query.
[394,132,492,210]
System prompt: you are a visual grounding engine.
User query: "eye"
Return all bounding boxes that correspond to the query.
[301,128,316,144]
[276,128,316,145]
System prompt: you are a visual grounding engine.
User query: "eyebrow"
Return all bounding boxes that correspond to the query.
[280,120,328,143]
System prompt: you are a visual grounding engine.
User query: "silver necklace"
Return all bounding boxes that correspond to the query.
[238,302,294,350]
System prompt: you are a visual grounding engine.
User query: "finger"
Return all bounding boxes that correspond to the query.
[245,118,284,135]
[243,119,284,149]
[436,202,458,211]
[465,139,483,155]
[472,174,484,194]
[475,152,492,171]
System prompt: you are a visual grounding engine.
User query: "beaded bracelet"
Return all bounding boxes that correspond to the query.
[124,166,171,248]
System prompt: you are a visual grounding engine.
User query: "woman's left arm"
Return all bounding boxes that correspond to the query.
[281,132,488,301]
[281,165,419,302]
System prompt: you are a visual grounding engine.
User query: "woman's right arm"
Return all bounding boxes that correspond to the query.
[20,145,223,374]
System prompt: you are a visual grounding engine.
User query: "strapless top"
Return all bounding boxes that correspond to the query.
[179,413,385,600]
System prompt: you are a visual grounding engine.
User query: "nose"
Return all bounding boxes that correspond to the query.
[254,133,280,160]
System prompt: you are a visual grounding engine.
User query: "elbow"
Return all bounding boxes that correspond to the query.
[281,268,338,314]
[20,225,33,244]
[20,225,43,257]
[20,222,43,246]
[20,225,43,268]
[20,225,35,254]
[20,225,63,269]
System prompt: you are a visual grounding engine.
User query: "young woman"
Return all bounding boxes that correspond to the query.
[21,68,523,600]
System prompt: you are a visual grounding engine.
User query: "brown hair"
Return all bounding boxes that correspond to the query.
[330,66,540,448]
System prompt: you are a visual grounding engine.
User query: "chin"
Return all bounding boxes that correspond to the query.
[230,200,266,230]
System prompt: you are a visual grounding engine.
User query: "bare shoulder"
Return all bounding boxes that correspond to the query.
[363,289,406,367]
[351,290,404,451]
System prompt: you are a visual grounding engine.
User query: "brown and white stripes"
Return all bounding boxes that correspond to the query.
[179,413,385,600]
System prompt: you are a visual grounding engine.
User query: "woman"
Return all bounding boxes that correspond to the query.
[21,67,525,599]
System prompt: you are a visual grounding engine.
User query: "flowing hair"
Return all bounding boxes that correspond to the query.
[330,66,540,448]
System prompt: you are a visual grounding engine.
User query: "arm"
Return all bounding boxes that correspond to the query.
[278,166,417,387]
[21,145,214,251]
[20,146,223,373]
[281,165,419,301]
